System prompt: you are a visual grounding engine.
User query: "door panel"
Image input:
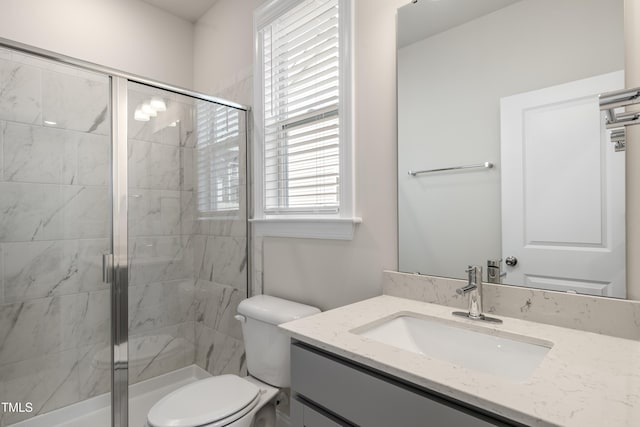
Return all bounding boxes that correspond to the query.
[501,71,625,298]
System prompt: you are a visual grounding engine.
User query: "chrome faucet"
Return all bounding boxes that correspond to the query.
[453,265,502,324]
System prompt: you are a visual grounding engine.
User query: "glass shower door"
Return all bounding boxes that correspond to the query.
[125,82,199,425]
[0,47,113,426]
[0,44,249,427]
[125,81,248,426]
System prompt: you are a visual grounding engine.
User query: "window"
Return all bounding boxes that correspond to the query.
[253,0,358,239]
[196,100,241,218]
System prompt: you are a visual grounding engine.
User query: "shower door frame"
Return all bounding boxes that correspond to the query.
[0,37,251,427]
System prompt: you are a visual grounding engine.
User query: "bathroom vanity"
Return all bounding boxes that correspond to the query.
[290,342,520,426]
[280,295,640,427]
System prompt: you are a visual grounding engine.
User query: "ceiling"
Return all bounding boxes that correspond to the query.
[398,0,522,48]
[141,0,219,22]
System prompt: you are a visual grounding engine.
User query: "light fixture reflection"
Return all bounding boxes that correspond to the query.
[134,106,150,122]
[142,102,157,117]
[150,97,167,112]
[134,97,168,122]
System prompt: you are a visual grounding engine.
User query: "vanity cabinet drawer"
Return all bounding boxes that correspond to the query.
[291,342,517,427]
[292,397,352,427]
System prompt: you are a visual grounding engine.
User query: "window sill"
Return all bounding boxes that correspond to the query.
[250,217,362,240]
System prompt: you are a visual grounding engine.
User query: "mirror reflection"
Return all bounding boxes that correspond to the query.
[397,0,627,298]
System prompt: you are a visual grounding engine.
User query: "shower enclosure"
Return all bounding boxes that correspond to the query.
[0,42,249,427]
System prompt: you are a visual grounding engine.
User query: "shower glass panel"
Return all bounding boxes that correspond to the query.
[0,42,248,426]
[0,47,112,426]
[126,82,248,424]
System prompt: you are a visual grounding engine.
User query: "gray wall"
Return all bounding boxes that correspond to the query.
[0,0,194,88]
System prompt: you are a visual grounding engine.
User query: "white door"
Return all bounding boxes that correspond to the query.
[500,71,625,298]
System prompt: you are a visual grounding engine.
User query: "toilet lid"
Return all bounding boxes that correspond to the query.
[147,375,260,427]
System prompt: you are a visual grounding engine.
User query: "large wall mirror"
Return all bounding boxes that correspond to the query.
[397,0,628,298]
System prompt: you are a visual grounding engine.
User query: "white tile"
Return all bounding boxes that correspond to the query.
[77,134,110,186]
[0,183,109,242]
[180,190,198,236]
[0,348,81,425]
[76,341,111,400]
[3,123,78,185]
[61,186,110,239]
[204,218,247,237]
[129,236,193,286]
[128,139,181,190]
[0,121,4,181]
[0,290,111,368]
[0,244,4,305]
[128,189,182,237]
[0,296,62,365]
[0,182,61,241]
[128,290,195,337]
[0,57,42,124]
[128,323,194,384]
[129,279,195,316]
[195,280,245,340]
[60,291,110,349]
[181,147,195,191]
[194,324,245,376]
[42,69,109,135]
[196,236,247,289]
[3,239,109,302]
[0,46,10,61]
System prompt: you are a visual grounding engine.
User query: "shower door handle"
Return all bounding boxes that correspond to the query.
[102,253,114,284]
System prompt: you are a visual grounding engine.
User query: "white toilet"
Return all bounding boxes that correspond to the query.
[146,295,320,427]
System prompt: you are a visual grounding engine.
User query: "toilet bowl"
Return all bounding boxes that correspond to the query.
[146,295,320,427]
[147,375,278,427]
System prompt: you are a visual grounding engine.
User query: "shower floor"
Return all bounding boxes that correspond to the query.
[10,365,211,427]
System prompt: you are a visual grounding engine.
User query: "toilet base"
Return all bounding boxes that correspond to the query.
[230,376,279,427]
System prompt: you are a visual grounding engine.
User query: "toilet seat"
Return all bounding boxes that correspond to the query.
[147,375,261,427]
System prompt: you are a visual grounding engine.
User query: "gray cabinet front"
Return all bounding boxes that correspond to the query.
[291,342,520,427]
[292,400,350,427]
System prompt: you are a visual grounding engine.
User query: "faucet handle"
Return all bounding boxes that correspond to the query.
[465,265,482,284]
[456,283,476,295]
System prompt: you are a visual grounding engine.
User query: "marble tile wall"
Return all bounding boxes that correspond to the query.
[126,85,198,392]
[0,51,112,426]
[126,84,250,382]
[211,73,262,301]
[0,53,250,426]
[191,105,249,377]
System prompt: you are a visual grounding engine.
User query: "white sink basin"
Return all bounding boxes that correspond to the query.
[351,313,553,382]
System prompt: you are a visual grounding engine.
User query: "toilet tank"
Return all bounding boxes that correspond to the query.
[237,295,320,388]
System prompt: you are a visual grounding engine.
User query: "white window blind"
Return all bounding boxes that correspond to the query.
[262,0,341,215]
[196,101,241,217]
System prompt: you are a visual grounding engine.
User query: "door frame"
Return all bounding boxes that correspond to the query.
[111,75,130,427]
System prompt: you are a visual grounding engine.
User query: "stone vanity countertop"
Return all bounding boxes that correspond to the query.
[279,295,640,427]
